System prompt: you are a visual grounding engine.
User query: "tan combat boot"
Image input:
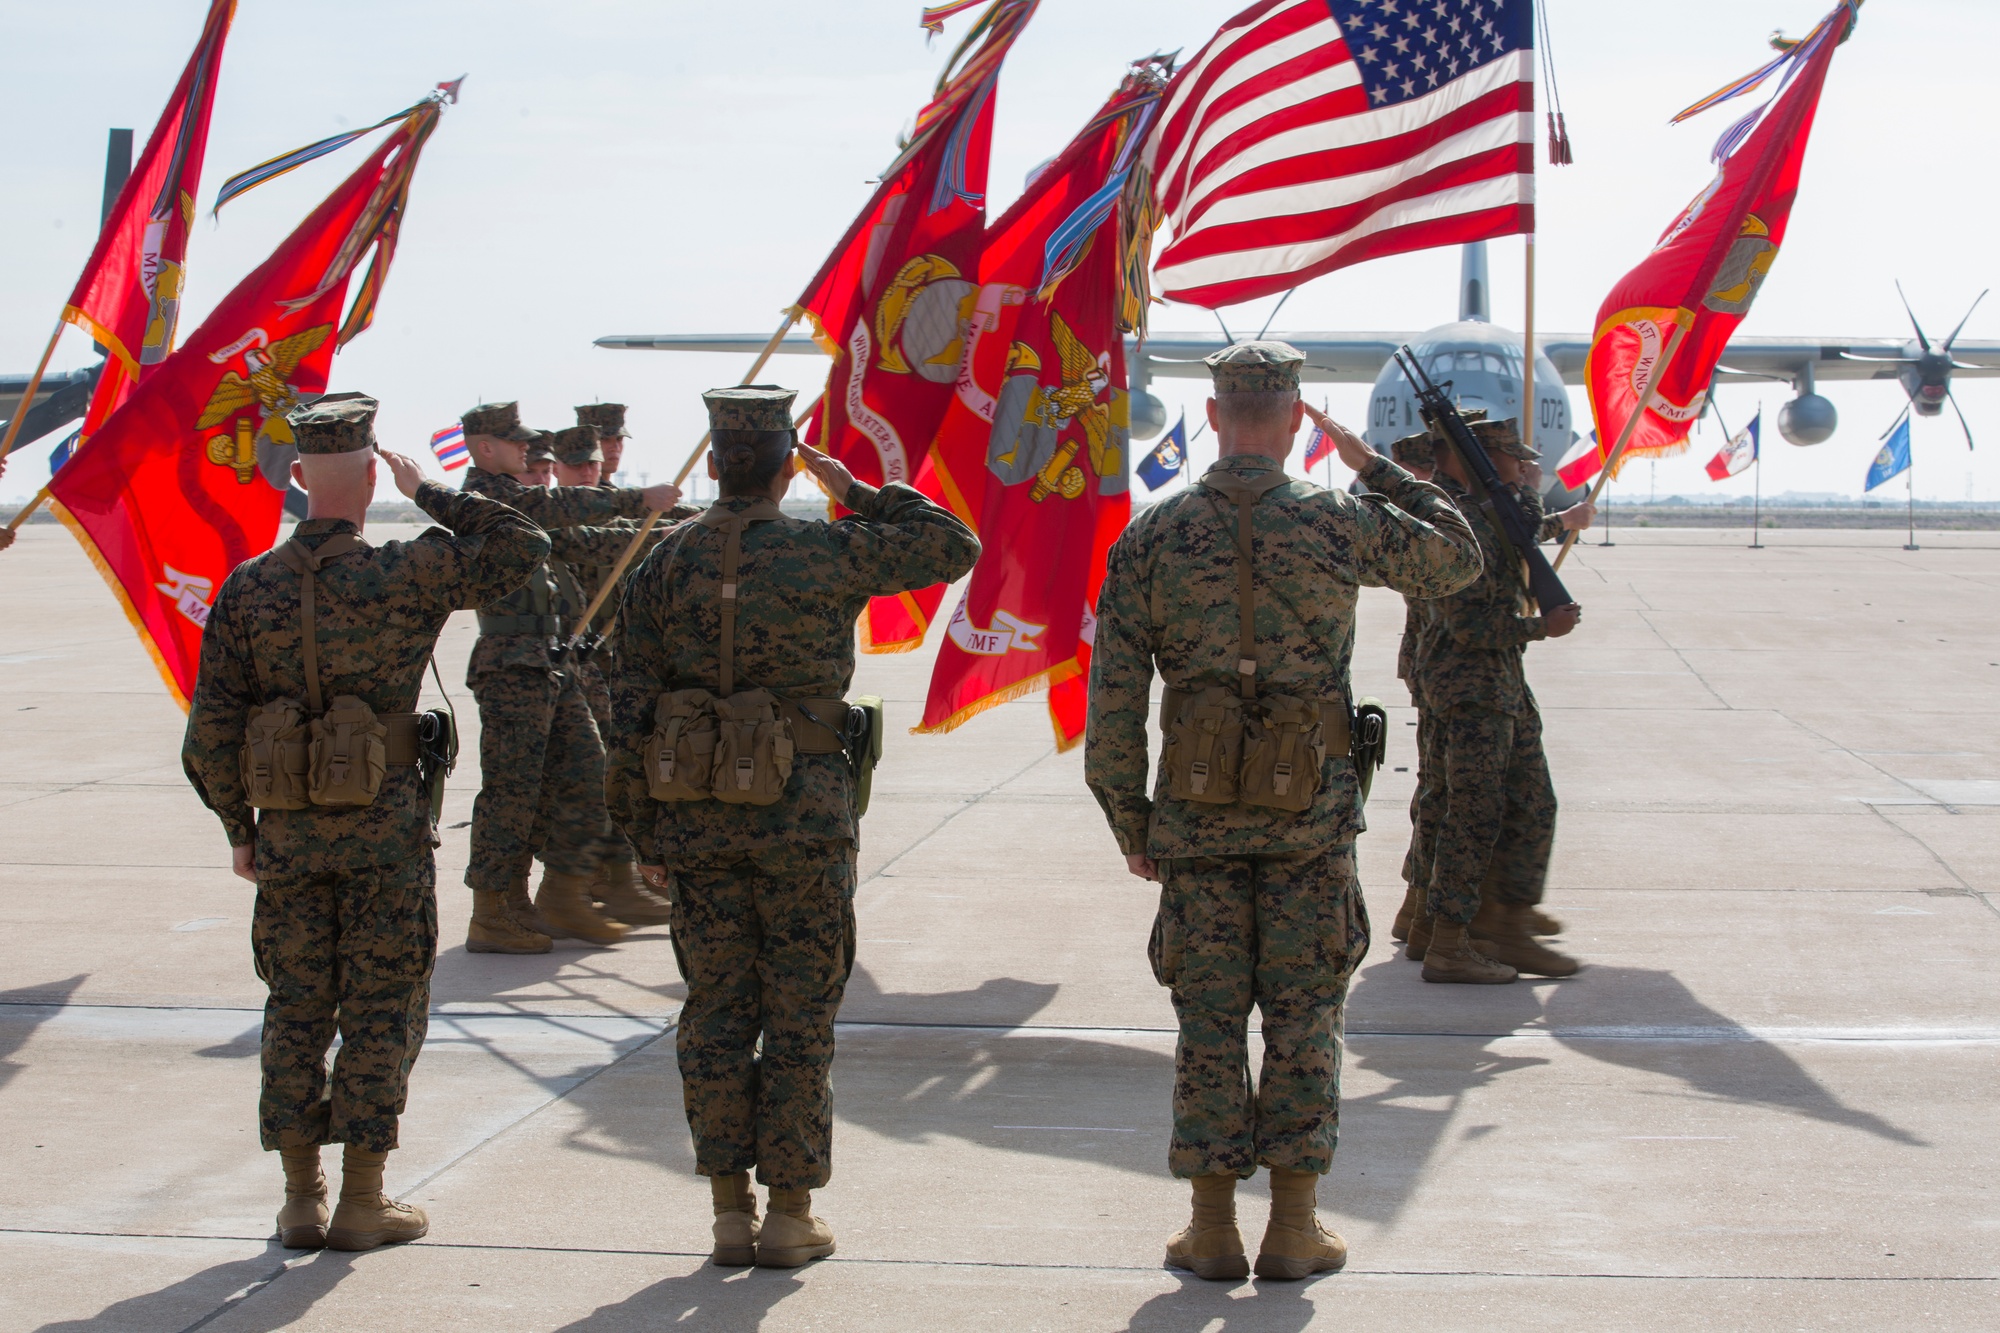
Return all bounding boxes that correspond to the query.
[325,1146,429,1252]
[466,888,553,954]
[1164,1173,1249,1281]
[1404,905,1433,961]
[1421,918,1516,984]
[756,1187,836,1267]
[1254,1167,1348,1280]
[276,1144,328,1249]
[1526,906,1564,936]
[502,872,555,936]
[1390,883,1424,943]
[1471,902,1581,977]
[710,1171,761,1266]
[534,869,628,945]
[595,859,673,927]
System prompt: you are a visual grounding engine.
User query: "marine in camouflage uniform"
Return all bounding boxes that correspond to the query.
[1086,343,1480,1281]
[544,421,673,926]
[456,401,686,953]
[1405,417,1583,982]
[181,394,547,1252]
[607,385,978,1267]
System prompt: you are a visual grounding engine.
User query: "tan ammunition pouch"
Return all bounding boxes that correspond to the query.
[1155,470,1349,813]
[240,535,418,811]
[646,501,850,806]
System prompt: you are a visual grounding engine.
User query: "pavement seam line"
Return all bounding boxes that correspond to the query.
[6,1229,1991,1283]
[860,743,1055,889]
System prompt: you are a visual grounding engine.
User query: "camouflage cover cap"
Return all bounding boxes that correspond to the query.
[575,402,629,438]
[1203,340,1305,394]
[703,384,797,432]
[552,423,603,465]
[460,400,538,442]
[1470,417,1538,461]
[525,430,557,463]
[1389,430,1435,468]
[289,392,379,455]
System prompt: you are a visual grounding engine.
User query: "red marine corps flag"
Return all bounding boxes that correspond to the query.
[47,97,450,707]
[794,0,1039,652]
[1574,3,1855,486]
[915,64,1169,747]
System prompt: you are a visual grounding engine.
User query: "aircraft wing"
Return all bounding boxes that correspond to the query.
[596,331,2000,389]
[0,365,102,454]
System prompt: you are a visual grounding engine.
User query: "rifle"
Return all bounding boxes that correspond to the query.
[1392,347,1574,614]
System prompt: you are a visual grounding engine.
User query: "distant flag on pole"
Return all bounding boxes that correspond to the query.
[48,430,81,474]
[430,423,469,470]
[1705,411,1760,480]
[1137,413,1187,491]
[1557,430,1603,489]
[1302,421,1334,471]
[1865,416,1910,491]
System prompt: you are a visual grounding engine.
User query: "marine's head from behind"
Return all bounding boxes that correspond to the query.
[287,392,426,525]
[552,424,603,488]
[461,401,537,478]
[1203,341,1308,461]
[704,385,799,501]
[576,402,629,479]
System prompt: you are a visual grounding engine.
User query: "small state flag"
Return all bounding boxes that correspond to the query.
[1557,431,1604,489]
[1137,413,1187,491]
[1865,416,1911,492]
[1705,412,1761,480]
[430,423,468,470]
[1302,422,1333,471]
[47,430,81,474]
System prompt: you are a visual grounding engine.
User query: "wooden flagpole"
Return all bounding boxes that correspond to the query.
[2,318,71,532]
[1554,319,1691,570]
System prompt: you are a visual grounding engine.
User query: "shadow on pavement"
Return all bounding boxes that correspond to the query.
[1546,965,1928,1147]
[1118,1272,1323,1332]
[0,975,86,1094]
[30,1243,349,1333]
[552,1264,804,1331]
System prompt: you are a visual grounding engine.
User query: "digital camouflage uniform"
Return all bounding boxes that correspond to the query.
[1086,431,1480,1179]
[182,451,547,1152]
[607,417,978,1189]
[1417,473,1562,929]
[458,461,669,894]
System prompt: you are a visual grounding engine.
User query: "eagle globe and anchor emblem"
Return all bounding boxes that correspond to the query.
[195,323,333,488]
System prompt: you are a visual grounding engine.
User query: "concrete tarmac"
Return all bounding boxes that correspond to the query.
[1,522,1996,1331]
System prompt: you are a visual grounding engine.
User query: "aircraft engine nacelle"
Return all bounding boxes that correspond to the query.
[1128,389,1168,441]
[1777,392,1838,445]
[1900,365,1948,417]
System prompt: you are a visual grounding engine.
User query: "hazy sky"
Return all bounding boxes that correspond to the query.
[4,0,1995,506]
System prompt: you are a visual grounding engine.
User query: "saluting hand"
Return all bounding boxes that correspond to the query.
[795,439,855,501]
[1301,403,1374,472]
[380,449,427,499]
[641,481,684,513]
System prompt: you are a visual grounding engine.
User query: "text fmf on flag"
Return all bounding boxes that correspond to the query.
[1137,412,1187,490]
[1705,410,1760,480]
[1865,415,1910,492]
[430,423,469,470]
[1145,0,1535,309]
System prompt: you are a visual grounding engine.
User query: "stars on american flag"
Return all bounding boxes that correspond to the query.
[1329,0,1527,107]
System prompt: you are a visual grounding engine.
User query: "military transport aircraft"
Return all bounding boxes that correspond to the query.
[597,242,2000,503]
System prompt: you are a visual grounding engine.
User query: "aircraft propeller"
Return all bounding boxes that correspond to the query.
[1841,283,1985,450]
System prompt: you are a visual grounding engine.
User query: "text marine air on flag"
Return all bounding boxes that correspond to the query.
[1145,0,1535,309]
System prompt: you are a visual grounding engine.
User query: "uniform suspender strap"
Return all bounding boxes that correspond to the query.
[696,500,785,698]
[1197,471,1290,702]
[275,533,364,716]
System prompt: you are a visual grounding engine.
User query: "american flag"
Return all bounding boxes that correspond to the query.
[1147,0,1535,309]
[429,423,468,471]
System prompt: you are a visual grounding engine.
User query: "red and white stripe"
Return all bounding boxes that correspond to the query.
[1146,0,1533,309]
